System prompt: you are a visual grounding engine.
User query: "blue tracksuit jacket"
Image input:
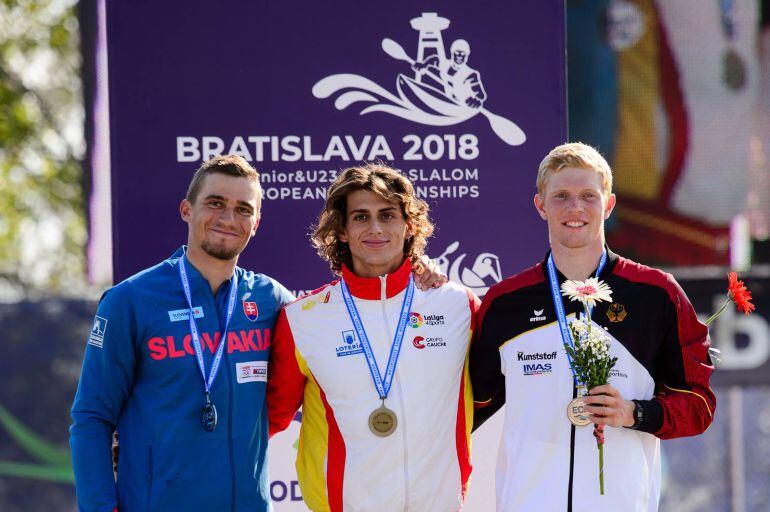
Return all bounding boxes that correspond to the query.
[70,247,293,511]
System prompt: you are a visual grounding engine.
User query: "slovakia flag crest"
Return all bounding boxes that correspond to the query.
[242,301,259,322]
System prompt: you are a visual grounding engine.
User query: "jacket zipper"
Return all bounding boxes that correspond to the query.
[226,350,236,512]
[215,284,237,512]
[567,384,577,512]
[380,275,410,511]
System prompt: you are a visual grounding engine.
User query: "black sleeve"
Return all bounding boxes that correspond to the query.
[469,297,506,431]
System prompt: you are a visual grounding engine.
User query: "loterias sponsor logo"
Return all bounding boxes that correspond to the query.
[147,329,270,360]
[517,350,557,361]
[336,330,363,357]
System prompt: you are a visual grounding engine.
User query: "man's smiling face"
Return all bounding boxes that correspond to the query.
[534,166,615,254]
[181,173,260,262]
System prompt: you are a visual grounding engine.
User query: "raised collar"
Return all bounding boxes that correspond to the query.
[540,245,619,283]
[340,258,412,300]
[168,245,235,297]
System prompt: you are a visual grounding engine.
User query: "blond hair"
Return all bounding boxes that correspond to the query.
[537,142,613,196]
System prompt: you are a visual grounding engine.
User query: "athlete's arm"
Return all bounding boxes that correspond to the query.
[411,53,440,73]
[70,284,138,511]
[469,294,506,431]
[648,275,715,438]
[266,309,306,436]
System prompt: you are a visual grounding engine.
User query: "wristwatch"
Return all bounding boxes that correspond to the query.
[628,400,645,430]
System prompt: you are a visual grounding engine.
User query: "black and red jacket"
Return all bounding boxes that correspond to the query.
[469,248,715,510]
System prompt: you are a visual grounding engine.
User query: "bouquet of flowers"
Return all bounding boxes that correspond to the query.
[561,277,617,495]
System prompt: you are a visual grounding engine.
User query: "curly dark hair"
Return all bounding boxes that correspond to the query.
[312,163,434,274]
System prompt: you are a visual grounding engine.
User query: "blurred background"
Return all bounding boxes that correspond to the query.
[1,0,769,510]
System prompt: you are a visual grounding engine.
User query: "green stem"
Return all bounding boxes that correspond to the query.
[599,444,604,495]
[705,296,730,326]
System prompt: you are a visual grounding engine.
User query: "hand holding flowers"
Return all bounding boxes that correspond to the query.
[561,277,617,495]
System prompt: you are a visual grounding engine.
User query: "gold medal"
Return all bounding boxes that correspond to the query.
[567,396,591,427]
[369,403,398,437]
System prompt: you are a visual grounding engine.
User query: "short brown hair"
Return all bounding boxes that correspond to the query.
[312,163,434,274]
[537,142,613,196]
[186,154,261,204]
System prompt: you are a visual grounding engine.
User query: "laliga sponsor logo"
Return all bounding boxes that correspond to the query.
[410,312,445,326]
[425,314,445,326]
[435,240,502,297]
[312,12,526,146]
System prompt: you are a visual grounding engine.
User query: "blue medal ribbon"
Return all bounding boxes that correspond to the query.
[178,255,238,397]
[339,275,415,401]
[546,250,607,388]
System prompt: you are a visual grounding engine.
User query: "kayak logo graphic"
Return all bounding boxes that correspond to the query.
[312,12,525,146]
[435,241,502,297]
[88,316,108,348]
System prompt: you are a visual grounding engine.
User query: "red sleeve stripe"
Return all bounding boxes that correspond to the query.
[315,377,346,512]
[455,362,472,499]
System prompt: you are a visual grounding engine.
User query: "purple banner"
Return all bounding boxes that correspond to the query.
[105,2,566,295]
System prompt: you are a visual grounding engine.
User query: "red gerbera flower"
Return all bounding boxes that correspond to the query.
[727,271,755,315]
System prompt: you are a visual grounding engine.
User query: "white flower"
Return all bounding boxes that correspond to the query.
[561,277,613,308]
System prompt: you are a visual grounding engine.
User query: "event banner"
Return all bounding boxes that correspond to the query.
[102,2,565,510]
[104,1,566,295]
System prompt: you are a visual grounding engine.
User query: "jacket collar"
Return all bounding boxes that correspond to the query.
[169,245,234,297]
[540,245,619,282]
[340,258,412,300]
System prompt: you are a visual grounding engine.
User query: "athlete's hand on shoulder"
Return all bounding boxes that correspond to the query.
[413,255,448,291]
[584,384,636,428]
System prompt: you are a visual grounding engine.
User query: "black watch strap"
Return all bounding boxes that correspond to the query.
[628,399,645,430]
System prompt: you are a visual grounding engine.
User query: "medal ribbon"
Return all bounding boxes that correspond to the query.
[178,255,238,395]
[340,275,415,400]
[546,250,607,387]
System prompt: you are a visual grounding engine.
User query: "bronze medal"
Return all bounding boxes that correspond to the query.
[369,405,398,437]
[567,397,591,427]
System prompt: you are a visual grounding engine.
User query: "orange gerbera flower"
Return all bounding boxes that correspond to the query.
[727,271,755,315]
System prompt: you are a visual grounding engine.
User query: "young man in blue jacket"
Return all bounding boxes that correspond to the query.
[69,155,294,511]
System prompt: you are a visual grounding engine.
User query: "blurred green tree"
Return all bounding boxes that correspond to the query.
[0,0,86,293]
